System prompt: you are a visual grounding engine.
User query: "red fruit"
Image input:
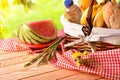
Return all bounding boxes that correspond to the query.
[27,20,57,39]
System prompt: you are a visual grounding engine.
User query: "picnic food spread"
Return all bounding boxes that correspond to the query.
[14,20,57,44]
[64,0,82,24]
[64,0,120,29]
[0,0,120,80]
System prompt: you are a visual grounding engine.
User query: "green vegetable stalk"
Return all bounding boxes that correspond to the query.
[24,35,65,67]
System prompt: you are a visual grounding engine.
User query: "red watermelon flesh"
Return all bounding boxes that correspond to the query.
[27,20,57,39]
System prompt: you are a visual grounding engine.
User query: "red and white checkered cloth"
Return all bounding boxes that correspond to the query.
[0,30,120,80]
[0,38,31,52]
[49,48,120,80]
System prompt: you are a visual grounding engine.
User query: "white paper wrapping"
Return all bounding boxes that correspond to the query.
[60,15,120,45]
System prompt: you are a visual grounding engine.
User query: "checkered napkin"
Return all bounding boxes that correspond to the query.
[49,46,120,80]
[0,38,31,52]
[0,30,120,80]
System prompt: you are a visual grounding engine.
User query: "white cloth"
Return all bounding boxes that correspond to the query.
[60,15,120,45]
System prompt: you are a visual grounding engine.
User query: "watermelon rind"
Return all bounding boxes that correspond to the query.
[18,26,27,43]
[20,26,33,44]
[26,29,53,43]
[21,24,53,44]
[23,28,40,44]
[19,26,34,44]
[15,19,58,44]
[22,32,32,44]
[21,24,56,43]
[14,25,21,37]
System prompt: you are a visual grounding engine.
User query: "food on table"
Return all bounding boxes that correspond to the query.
[78,0,97,13]
[64,0,82,24]
[103,1,120,29]
[93,5,106,28]
[112,0,116,3]
[64,0,120,29]
[80,3,104,26]
[14,20,57,44]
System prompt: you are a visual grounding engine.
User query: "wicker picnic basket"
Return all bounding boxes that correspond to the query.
[61,0,120,52]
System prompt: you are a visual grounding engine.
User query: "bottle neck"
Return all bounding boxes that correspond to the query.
[65,5,79,12]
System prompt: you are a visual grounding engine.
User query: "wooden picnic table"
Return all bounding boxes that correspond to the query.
[0,51,108,80]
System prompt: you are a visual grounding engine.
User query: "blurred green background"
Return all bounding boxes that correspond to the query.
[4,0,64,38]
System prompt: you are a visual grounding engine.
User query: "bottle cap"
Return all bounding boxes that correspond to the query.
[64,0,73,8]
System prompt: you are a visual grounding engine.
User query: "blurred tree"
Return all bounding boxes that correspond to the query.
[116,0,120,3]
[0,0,35,39]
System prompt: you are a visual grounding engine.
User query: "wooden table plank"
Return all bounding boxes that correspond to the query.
[0,62,30,75]
[20,69,80,80]
[0,51,108,80]
[0,64,59,80]
[58,72,102,80]
[0,51,9,54]
[0,51,29,60]
[0,54,33,67]
[0,51,40,75]
[98,78,109,80]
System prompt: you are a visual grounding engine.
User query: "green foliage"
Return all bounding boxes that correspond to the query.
[116,0,120,3]
[0,0,35,39]
[0,0,9,10]
[13,0,36,12]
[0,25,8,39]
[2,0,64,39]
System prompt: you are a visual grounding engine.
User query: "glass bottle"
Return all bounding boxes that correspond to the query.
[64,0,82,24]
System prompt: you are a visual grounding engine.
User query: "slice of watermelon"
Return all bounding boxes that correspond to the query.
[27,20,57,40]
[25,37,58,49]
[25,30,66,49]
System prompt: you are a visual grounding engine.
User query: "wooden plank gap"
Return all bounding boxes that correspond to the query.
[96,77,109,80]
[20,69,81,80]
[56,73,81,80]
[0,54,35,68]
[58,72,101,80]
[19,69,61,80]
[0,51,29,60]
[0,61,38,75]
[0,51,28,55]
[0,64,60,80]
